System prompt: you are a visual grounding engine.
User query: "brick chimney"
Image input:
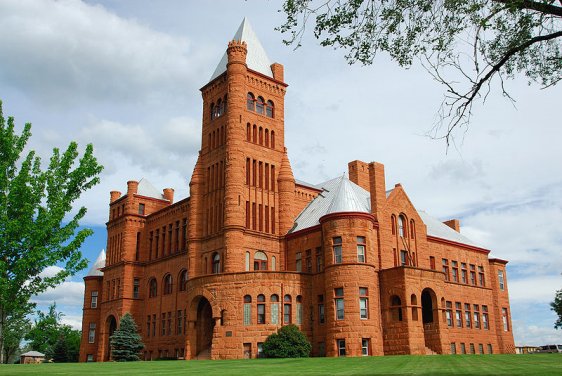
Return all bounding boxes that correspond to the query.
[348,160,370,192]
[443,219,460,232]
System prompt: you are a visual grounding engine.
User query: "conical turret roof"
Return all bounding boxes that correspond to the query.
[326,175,371,214]
[86,249,106,277]
[209,18,273,82]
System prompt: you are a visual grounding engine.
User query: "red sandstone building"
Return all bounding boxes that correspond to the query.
[79,19,515,361]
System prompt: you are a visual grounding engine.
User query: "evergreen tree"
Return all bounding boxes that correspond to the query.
[263,324,311,358]
[52,335,68,363]
[552,289,562,329]
[110,313,144,361]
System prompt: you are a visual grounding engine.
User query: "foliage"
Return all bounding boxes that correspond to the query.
[279,0,562,145]
[1,308,31,364]
[24,303,80,362]
[0,100,103,363]
[262,324,311,358]
[551,288,562,329]
[110,313,145,361]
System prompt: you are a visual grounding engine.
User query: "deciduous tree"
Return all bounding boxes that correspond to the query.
[551,288,562,329]
[279,0,562,145]
[0,100,103,363]
[263,324,311,358]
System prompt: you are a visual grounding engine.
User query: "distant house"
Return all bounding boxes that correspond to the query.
[515,345,538,354]
[20,351,45,364]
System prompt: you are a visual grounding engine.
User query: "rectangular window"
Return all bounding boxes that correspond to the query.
[442,259,449,280]
[400,250,408,266]
[357,236,366,262]
[257,343,265,358]
[155,230,159,258]
[296,302,303,325]
[446,301,453,327]
[479,344,484,354]
[306,249,312,273]
[318,304,325,324]
[149,231,153,261]
[177,310,183,334]
[257,304,265,324]
[359,287,368,319]
[271,302,279,325]
[138,203,145,215]
[429,256,436,270]
[362,339,370,356]
[461,343,466,354]
[283,303,291,324]
[455,302,462,328]
[470,264,476,285]
[333,237,342,264]
[175,221,180,252]
[335,288,344,320]
[86,354,94,362]
[450,343,456,354]
[498,270,505,290]
[461,263,467,283]
[316,247,324,272]
[296,252,302,272]
[470,343,475,354]
[167,312,172,336]
[133,279,140,299]
[91,291,98,309]
[502,308,509,331]
[161,313,166,336]
[337,339,346,356]
[452,261,459,282]
[244,303,251,326]
[478,266,485,286]
[464,303,471,328]
[147,315,151,337]
[487,344,493,354]
[88,323,96,343]
[473,305,481,329]
[482,305,489,330]
[152,314,156,336]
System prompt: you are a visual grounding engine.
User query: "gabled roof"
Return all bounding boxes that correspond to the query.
[86,249,106,277]
[20,351,45,357]
[209,18,273,82]
[137,178,165,200]
[418,211,478,247]
[290,176,371,233]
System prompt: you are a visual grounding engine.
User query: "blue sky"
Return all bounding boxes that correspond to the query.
[1,0,560,346]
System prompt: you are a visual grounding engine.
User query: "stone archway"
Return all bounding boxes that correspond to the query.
[195,296,214,357]
[105,315,117,361]
[421,288,439,353]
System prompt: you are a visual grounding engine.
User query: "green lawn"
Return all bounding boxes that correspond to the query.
[2,354,561,376]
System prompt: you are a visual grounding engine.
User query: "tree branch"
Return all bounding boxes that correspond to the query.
[492,0,562,18]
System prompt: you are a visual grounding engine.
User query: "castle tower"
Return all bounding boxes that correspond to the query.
[197,18,289,274]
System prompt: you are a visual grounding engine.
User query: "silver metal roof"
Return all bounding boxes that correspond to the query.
[290,175,371,233]
[20,351,45,357]
[290,176,480,248]
[86,249,106,277]
[209,18,273,82]
[137,178,165,200]
[418,211,479,247]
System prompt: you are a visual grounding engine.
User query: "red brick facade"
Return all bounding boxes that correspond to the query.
[79,26,515,362]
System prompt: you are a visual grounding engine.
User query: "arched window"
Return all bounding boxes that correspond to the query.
[271,294,279,302]
[210,103,215,120]
[245,251,250,271]
[149,278,157,298]
[257,294,266,324]
[253,124,257,143]
[223,94,227,114]
[270,294,279,324]
[271,131,275,149]
[411,294,418,321]
[254,251,267,271]
[256,96,265,114]
[284,295,292,324]
[215,98,222,119]
[259,127,263,145]
[391,215,397,235]
[243,295,252,326]
[163,274,172,295]
[244,295,252,303]
[246,123,251,141]
[391,295,402,321]
[398,215,406,237]
[265,129,269,147]
[179,270,188,292]
[266,100,274,118]
[247,92,255,111]
[410,219,415,239]
[212,252,221,274]
[296,295,303,324]
[271,256,276,271]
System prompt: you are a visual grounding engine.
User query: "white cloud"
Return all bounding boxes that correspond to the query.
[39,265,65,279]
[32,280,85,307]
[508,275,562,304]
[0,0,206,106]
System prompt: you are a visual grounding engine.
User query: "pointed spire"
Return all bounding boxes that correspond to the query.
[209,18,273,82]
[326,175,370,214]
[86,249,106,277]
[278,147,295,181]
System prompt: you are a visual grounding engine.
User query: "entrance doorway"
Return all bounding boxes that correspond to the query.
[196,297,214,356]
[105,315,117,361]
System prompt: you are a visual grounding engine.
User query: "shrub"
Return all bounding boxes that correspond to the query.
[262,324,311,358]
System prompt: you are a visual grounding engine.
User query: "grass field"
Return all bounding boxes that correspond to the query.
[2,354,561,376]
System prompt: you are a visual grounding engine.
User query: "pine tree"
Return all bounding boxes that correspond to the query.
[110,313,144,361]
[52,335,68,363]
